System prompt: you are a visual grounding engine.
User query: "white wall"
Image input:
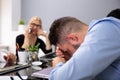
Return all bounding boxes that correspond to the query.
[21,0,120,32]
[0,0,1,43]
[0,0,21,53]
[1,0,12,45]
[12,0,21,31]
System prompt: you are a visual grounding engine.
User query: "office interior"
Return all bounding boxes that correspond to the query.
[0,0,120,54]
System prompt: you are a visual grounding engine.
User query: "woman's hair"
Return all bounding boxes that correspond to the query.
[49,16,87,45]
[29,16,42,25]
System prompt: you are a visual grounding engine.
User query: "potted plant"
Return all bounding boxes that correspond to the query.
[19,19,25,25]
[27,43,40,62]
[18,19,25,32]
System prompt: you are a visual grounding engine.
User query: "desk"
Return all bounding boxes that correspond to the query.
[0,60,52,80]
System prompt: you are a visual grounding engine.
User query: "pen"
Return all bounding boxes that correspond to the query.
[16,72,24,80]
[10,76,14,80]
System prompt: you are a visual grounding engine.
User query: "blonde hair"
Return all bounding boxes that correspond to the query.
[29,16,42,25]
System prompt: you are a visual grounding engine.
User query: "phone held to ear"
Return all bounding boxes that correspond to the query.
[28,28,32,33]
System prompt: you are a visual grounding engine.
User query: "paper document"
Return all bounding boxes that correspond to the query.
[0,76,28,80]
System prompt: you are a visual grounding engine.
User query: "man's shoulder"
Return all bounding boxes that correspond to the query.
[92,17,120,25]
[89,17,120,31]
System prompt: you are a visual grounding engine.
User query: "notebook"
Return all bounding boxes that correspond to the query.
[31,67,53,79]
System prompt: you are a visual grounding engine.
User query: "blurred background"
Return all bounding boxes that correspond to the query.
[0,0,120,54]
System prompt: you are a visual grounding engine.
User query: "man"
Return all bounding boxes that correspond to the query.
[94,8,120,80]
[48,16,120,80]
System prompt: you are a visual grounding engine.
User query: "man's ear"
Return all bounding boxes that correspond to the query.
[66,33,79,45]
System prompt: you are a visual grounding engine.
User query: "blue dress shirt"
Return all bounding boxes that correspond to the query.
[94,58,120,80]
[49,17,120,80]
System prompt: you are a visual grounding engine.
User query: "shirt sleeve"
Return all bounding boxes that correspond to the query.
[49,62,64,80]
[49,20,120,80]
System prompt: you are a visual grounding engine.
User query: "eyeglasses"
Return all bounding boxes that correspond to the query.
[30,23,41,28]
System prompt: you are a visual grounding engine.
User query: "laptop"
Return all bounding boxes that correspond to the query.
[31,67,53,79]
[0,63,30,75]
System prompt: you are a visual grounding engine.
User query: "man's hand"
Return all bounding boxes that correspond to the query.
[52,57,65,67]
[56,47,71,61]
[56,47,64,58]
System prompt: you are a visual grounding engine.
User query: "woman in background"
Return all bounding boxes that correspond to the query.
[16,16,52,61]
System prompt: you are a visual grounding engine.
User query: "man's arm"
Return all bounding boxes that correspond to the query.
[49,20,120,80]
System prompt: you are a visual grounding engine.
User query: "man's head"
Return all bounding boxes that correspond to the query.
[49,16,88,59]
[107,8,120,19]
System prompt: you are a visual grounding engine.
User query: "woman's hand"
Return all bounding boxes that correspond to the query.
[22,26,38,49]
[24,26,34,38]
[4,52,16,63]
[37,29,47,37]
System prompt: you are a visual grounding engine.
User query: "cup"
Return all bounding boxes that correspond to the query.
[18,51,28,64]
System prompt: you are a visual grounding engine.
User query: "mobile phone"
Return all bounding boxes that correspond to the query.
[28,28,32,33]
